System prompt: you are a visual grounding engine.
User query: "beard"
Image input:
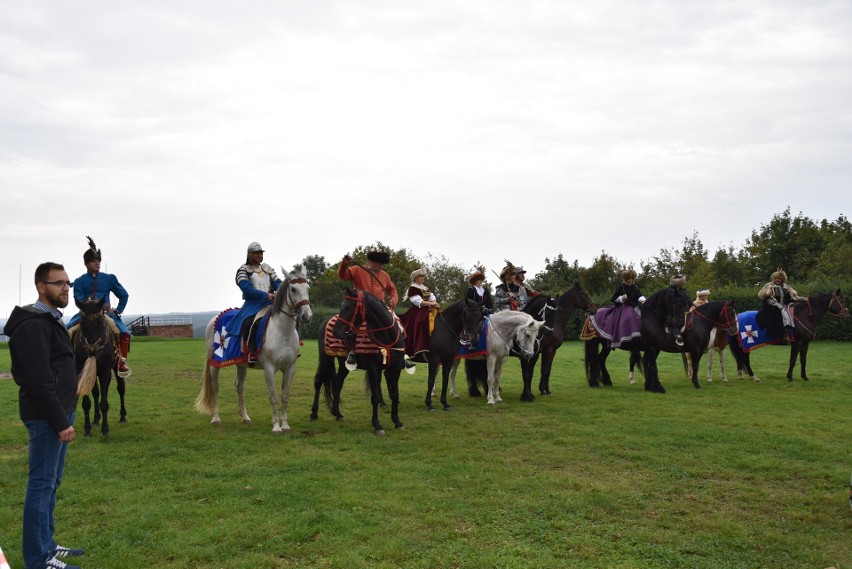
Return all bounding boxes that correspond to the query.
[46,289,69,309]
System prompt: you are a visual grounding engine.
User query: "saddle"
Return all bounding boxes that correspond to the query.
[322,316,385,357]
[240,306,270,355]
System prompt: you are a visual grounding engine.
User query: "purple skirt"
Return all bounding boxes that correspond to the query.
[589,304,642,348]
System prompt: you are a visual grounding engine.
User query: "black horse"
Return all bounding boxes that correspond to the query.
[729,290,847,382]
[424,299,485,411]
[520,283,596,400]
[311,288,405,435]
[73,296,127,436]
[584,287,694,393]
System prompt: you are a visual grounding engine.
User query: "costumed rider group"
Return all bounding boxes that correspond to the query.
[337,250,416,372]
[67,236,133,378]
[398,267,441,363]
[757,268,804,342]
[229,242,282,364]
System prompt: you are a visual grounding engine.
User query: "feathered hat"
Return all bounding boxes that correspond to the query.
[468,266,485,285]
[621,267,637,282]
[771,267,787,282]
[499,260,516,282]
[410,268,427,283]
[367,250,391,264]
[83,235,101,263]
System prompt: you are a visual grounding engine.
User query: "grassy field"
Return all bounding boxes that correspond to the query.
[1,337,850,569]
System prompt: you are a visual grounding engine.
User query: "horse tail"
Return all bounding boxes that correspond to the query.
[194,360,215,415]
[77,355,98,395]
[465,359,487,391]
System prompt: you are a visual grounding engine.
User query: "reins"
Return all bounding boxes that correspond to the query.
[687,301,738,332]
[338,290,404,355]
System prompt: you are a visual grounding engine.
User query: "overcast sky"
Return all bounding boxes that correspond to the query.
[2,1,850,316]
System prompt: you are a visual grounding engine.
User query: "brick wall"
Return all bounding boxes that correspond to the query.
[147,324,193,338]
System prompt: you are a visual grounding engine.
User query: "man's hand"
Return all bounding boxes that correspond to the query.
[58,426,75,443]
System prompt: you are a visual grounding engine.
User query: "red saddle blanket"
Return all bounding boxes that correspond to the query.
[323,316,389,357]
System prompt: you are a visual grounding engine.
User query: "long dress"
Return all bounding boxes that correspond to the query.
[398,283,438,362]
[588,282,644,348]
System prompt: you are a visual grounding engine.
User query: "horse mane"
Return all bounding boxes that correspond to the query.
[644,287,692,316]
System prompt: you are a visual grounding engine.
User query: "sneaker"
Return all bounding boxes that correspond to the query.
[46,556,81,569]
[54,545,85,558]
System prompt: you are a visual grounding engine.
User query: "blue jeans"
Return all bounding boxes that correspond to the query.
[23,411,74,569]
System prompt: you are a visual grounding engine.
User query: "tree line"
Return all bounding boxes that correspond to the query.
[294,208,850,309]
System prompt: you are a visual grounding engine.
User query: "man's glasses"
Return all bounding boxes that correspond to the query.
[42,281,73,288]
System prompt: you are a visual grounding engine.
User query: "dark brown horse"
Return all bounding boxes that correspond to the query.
[311,288,405,435]
[729,290,847,382]
[73,296,126,436]
[520,283,595,399]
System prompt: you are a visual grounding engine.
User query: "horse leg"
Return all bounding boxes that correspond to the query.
[440,359,454,410]
[486,356,498,405]
[385,366,404,429]
[584,340,600,387]
[538,349,554,395]
[369,367,385,435]
[448,359,461,399]
[331,363,347,421]
[599,347,613,387]
[689,350,702,389]
[311,353,332,421]
[519,354,537,402]
[643,349,665,393]
[235,366,251,424]
[682,353,691,380]
[116,374,128,422]
[208,365,222,424]
[799,341,810,381]
[277,363,297,433]
[717,347,728,382]
[425,358,437,411]
[82,394,93,437]
[627,350,641,386]
[93,382,102,425]
[98,368,111,436]
[264,363,283,434]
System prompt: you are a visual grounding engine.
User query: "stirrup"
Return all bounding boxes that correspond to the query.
[116,359,132,379]
[404,355,416,375]
[675,336,684,347]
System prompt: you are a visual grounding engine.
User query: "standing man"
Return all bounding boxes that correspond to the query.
[4,262,85,569]
[66,236,132,377]
[228,242,282,362]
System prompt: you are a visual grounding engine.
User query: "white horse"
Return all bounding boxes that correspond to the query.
[195,271,312,434]
[440,311,544,402]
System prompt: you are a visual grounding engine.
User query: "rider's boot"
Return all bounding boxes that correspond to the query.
[118,333,132,377]
[786,326,796,342]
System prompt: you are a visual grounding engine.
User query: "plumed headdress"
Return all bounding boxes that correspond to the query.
[771,268,787,282]
[367,250,391,264]
[410,268,427,283]
[468,266,485,285]
[670,274,687,287]
[621,268,637,282]
[83,235,101,263]
[499,261,516,282]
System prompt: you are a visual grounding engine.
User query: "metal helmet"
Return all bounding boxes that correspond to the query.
[246,242,264,264]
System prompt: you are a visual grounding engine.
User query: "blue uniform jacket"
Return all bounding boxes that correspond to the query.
[67,271,130,334]
[226,276,283,340]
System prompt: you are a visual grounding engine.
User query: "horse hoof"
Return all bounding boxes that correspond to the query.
[336,416,345,421]
[120,418,128,423]
[211,419,221,426]
[803,377,809,382]
[309,415,318,422]
[85,432,92,437]
[442,405,452,411]
[242,419,252,425]
[374,429,385,436]
[452,393,461,400]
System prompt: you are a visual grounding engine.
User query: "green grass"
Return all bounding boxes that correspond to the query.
[1,338,851,569]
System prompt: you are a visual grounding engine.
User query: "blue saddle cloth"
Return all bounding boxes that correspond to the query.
[734,310,782,353]
[210,309,269,367]
[456,317,489,359]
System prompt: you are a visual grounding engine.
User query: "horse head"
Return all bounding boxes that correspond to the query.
[274,269,312,324]
[514,316,544,359]
[333,287,364,339]
[560,282,597,314]
[828,289,849,318]
[462,298,485,345]
[76,295,106,319]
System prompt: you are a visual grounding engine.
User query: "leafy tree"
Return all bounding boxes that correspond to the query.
[292,254,328,285]
[421,253,468,304]
[580,251,622,296]
[529,254,582,296]
[709,245,750,287]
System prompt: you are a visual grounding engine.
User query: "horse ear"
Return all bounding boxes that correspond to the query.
[75,297,84,310]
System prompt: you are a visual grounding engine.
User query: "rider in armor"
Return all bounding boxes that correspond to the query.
[757,268,802,341]
[514,266,540,300]
[67,236,133,377]
[229,242,282,362]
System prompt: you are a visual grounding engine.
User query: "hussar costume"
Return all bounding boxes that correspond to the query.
[227,242,282,356]
[757,269,800,340]
[67,236,133,377]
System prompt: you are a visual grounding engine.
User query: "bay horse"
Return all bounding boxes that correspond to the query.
[311,287,405,435]
[520,283,596,399]
[196,272,312,434]
[73,296,126,437]
[584,287,696,392]
[424,299,485,411]
[728,290,847,382]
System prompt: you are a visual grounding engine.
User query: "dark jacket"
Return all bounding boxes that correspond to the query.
[466,285,494,313]
[4,305,77,433]
[611,283,643,307]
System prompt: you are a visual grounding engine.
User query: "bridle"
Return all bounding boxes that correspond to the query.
[438,302,483,340]
[687,301,738,334]
[77,301,110,357]
[277,277,310,321]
